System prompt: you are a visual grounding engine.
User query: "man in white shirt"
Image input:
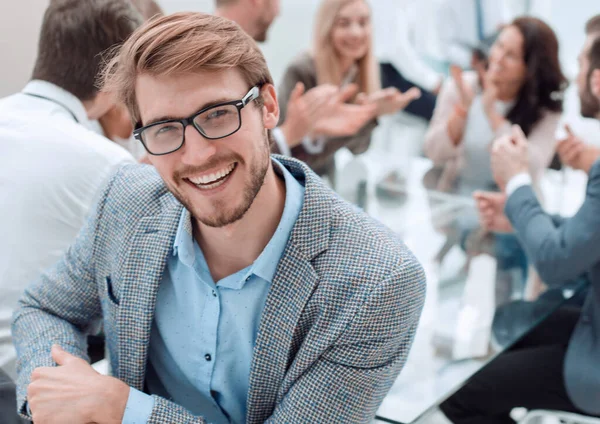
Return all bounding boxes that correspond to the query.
[372,0,442,120]
[0,0,140,381]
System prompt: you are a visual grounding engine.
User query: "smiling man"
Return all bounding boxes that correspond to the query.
[11,12,425,424]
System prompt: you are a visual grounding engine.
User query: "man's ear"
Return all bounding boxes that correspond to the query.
[591,69,600,100]
[260,84,280,130]
[84,91,116,121]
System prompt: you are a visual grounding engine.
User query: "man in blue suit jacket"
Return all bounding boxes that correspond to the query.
[11,12,425,424]
[441,18,600,423]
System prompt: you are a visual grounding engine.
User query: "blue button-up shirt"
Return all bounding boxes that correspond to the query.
[122,159,305,423]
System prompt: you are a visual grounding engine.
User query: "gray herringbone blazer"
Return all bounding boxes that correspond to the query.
[12,156,426,423]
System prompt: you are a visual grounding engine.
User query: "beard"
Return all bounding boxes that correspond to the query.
[167,132,271,228]
[580,84,600,118]
[253,16,273,42]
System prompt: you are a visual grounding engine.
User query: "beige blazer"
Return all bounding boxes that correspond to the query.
[424,71,561,191]
[274,51,378,180]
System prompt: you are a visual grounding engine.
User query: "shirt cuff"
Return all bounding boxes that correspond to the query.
[301,136,326,154]
[506,173,532,197]
[122,387,154,424]
[272,127,291,157]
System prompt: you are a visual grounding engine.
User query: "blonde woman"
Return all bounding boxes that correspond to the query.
[277,0,420,184]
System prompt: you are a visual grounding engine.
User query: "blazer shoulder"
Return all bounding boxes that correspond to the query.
[327,197,425,283]
[102,164,169,214]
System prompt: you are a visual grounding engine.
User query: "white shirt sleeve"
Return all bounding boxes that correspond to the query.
[506,172,532,197]
[378,3,442,90]
[272,127,291,156]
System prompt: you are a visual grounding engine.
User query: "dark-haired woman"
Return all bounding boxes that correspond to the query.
[423,17,567,302]
[424,17,566,196]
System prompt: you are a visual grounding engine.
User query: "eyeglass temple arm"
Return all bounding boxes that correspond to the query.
[241,86,260,106]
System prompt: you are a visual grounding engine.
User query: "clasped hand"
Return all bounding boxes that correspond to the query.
[27,345,129,424]
[490,124,529,190]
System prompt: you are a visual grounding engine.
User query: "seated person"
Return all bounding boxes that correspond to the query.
[215,0,378,163]
[424,16,565,198]
[0,0,138,381]
[275,0,421,186]
[12,13,426,423]
[423,17,565,290]
[441,22,600,422]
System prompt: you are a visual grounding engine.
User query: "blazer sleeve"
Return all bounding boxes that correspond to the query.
[11,169,122,420]
[264,258,426,423]
[423,73,477,165]
[505,159,600,287]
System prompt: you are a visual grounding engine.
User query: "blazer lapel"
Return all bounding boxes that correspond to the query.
[246,157,332,423]
[116,194,182,390]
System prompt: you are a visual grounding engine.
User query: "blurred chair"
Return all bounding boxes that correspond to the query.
[517,409,600,424]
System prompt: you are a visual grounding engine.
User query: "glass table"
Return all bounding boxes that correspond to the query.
[340,154,587,424]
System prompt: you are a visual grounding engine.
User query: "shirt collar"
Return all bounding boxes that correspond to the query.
[22,80,91,128]
[173,158,305,285]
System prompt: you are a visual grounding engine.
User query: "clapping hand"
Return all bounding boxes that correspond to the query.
[356,86,421,116]
[310,84,377,138]
[557,124,600,174]
[280,82,340,147]
[450,65,475,111]
[473,191,513,233]
[491,125,529,190]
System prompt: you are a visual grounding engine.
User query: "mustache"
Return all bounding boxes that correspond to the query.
[174,153,244,180]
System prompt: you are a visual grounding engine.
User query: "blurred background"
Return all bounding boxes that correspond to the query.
[2,0,599,142]
[2,0,599,92]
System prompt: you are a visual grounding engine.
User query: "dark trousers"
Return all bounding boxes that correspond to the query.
[440,306,598,423]
[0,368,25,424]
[379,63,437,121]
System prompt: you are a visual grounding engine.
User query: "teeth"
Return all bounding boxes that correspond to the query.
[188,164,235,185]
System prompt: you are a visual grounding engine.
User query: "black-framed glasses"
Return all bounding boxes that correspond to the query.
[133,86,260,156]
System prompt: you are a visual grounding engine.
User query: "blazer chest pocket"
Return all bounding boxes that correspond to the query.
[104,276,120,306]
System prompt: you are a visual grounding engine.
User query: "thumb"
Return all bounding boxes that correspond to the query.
[52,345,78,366]
[290,82,305,101]
[511,124,527,145]
[473,190,487,201]
[355,92,368,105]
[337,83,359,103]
[403,87,422,101]
[564,123,574,138]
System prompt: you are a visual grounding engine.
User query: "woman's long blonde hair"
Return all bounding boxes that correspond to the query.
[313,0,381,95]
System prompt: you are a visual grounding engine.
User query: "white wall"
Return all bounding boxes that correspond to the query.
[1,0,600,102]
[0,0,48,97]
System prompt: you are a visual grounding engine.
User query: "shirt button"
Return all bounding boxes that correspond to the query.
[212,290,217,297]
[245,276,251,282]
[205,354,212,361]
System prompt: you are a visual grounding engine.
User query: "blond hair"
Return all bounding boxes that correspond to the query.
[313,0,380,95]
[100,12,273,123]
